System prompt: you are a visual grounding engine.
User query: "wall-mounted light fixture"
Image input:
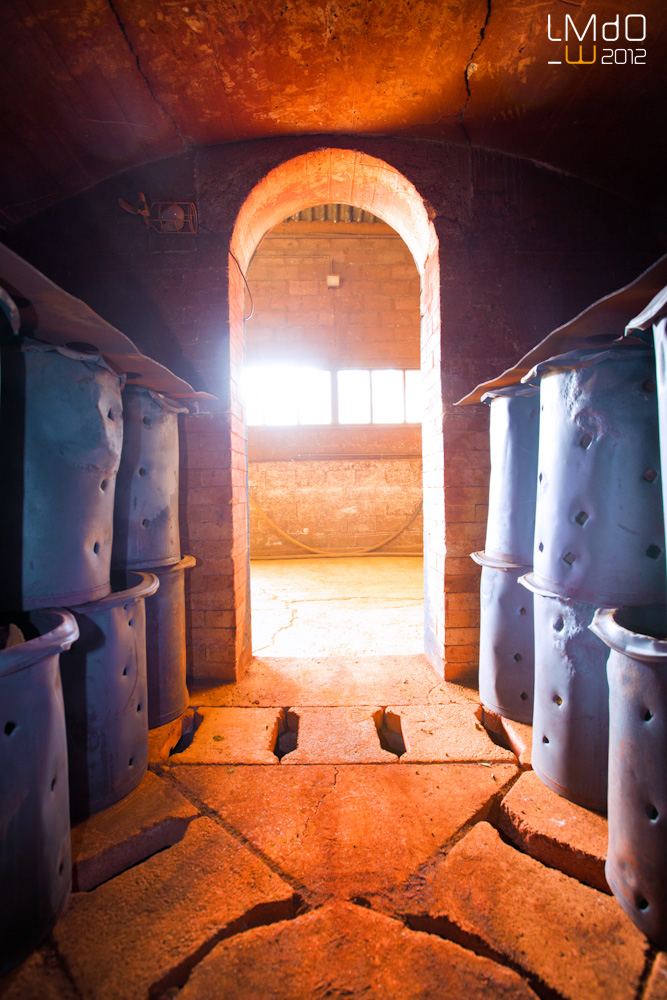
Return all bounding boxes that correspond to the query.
[326,274,340,288]
[118,192,198,234]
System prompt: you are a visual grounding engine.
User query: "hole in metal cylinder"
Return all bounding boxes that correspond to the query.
[647,804,659,821]
[4,721,16,736]
[644,468,658,483]
[646,544,662,560]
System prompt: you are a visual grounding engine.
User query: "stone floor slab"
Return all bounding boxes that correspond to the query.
[54,817,297,1000]
[501,718,533,769]
[71,770,199,891]
[498,769,609,893]
[147,712,194,764]
[479,707,532,768]
[178,900,539,1000]
[646,954,667,1000]
[394,703,517,764]
[0,948,77,1000]
[167,707,284,765]
[406,821,647,1000]
[172,762,518,905]
[282,706,396,764]
[190,655,478,707]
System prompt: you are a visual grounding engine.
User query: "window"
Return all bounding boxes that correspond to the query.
[244,365,420,426]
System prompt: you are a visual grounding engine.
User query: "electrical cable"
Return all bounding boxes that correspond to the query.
[249,495,423,557]
[199,222,254,321]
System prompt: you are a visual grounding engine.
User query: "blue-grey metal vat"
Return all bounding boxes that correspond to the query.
[521,572,609,813]
[590,605,667,948]
[112,386,187,571]
[143,555,196,729]
[60,571,158,820]
[472,551,534,724]
[482,385,539,566]
[529,346,665,606]
[0,340,123,611]
[0,609,78,975]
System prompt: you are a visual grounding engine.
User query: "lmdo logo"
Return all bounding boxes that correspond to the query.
[547,13,647,65]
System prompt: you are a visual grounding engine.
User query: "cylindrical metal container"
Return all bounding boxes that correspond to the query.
[59,571,159,821]
[144,554,196,729]
[520,572,609,812]
[590,605,667,948]
[482,385,539,566]
[112,386,188,571]
[652,318,667,596]
[472,551,535,724]
[0,609,79,975]
[0,340,123,611]
[529,346,665,606]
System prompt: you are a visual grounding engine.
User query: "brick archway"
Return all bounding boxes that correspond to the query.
[228,148,444,675]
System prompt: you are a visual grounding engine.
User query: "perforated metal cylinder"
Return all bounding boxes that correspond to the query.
[530,347,665,606]
[521,573,609,812]
[144,554,196,729]
[0,609,78,975]
[112,386,187,571]
[653,318,667,595]
[590,605,667,948]
[472,552,534,724]
[0,341,123,610]
[60,571,159,820]
[483,386,539,565]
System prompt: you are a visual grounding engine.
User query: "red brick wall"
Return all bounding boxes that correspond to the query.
[245,218,420,368]
[249,457,422,556]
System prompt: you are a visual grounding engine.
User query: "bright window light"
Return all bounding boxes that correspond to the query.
[405,369,421,423]
[338,370,371,423]
[244,365,331,426]
[296,367,332,424]
[244,365,421,425]
[372,369,404,423]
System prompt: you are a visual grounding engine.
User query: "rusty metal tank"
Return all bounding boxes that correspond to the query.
[0,609,78,975]
[0,339,123,611]
[520,573,609,813]
[112,386,188,571]
[482,385,539,566]
[529,346,665,606]
[59,571,159,820]
[144,554,196,729]
[590,605,667,948]
[472,551,534,724]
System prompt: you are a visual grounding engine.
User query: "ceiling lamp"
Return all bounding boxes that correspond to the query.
[118,192,198,234]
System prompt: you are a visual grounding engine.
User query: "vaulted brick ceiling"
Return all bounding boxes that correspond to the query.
[2,0,666,225]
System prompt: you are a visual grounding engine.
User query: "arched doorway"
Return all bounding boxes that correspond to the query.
[227,149,444,676]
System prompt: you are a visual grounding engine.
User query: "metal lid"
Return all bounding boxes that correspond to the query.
[471,550,531,571]
[523,344,653,382]
[480,383,539,403]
